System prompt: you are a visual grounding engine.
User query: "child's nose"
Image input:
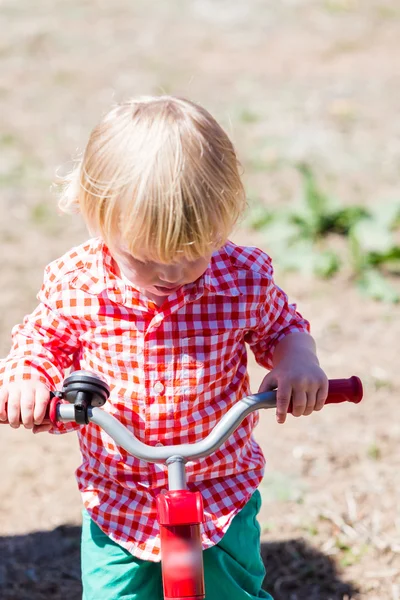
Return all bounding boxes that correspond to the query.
[159,266,182,283]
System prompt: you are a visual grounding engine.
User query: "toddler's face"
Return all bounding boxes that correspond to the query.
[110,244,212,301]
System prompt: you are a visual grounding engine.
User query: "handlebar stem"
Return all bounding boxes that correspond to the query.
[166,456,187,490]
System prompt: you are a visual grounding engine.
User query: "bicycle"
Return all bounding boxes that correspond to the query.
[3,371,363,600]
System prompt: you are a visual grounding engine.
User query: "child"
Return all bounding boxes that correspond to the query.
[0,96,328,600]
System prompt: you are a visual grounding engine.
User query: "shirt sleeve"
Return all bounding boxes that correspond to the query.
[244,257,310,371]
[0,265,82,433]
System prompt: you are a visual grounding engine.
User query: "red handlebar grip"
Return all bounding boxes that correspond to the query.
[326,376,363,405]
[0,397,59,426]
[287,376,363,414]
[48,396,60,425]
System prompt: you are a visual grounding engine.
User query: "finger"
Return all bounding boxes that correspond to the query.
[303,389,318,416]
[33,387,50,425]
[33,423,52,434]
[314,382,329,411]
[7,389,21,429]
[0,389,8,421]
[20,388,35,429]
[258,372,278,394]
[291,390,307,417]
[276,383,292,424]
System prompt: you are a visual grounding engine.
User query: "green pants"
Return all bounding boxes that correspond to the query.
[81,490,273,600]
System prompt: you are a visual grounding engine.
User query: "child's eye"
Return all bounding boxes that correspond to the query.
[131,255,150,266]
[121,251,147,266]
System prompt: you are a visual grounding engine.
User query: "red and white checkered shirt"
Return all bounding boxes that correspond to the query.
[0,238,309,561]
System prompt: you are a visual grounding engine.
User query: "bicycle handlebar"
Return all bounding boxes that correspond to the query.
[1,376,363,463]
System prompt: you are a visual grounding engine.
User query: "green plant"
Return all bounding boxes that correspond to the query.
[245,164,400,301]
[293,164,369,239]
[367,443,382,461]
[349,201,400,302]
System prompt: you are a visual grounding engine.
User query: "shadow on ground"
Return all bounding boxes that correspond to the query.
[0,526,81,600]
[0,527,359,600]
[261,539,359,600]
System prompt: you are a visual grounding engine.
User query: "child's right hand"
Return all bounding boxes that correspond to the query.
[0,380,52,433]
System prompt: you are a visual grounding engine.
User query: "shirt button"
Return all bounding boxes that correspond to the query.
[153,381,164,394]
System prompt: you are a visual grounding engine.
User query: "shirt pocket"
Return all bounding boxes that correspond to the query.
[174,331,244,434]
[180,330,240,392]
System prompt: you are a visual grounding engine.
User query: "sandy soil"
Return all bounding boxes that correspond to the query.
[0,1,399,598]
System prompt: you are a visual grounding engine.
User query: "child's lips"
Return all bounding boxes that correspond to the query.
[154,284,182,293]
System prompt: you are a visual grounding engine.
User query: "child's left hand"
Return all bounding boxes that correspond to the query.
[258,334,328,424]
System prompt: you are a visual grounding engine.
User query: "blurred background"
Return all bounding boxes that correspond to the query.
[0,1,399,599]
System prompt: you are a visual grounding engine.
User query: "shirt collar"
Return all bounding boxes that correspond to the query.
[70,240,122,299]
[202,245,242,297]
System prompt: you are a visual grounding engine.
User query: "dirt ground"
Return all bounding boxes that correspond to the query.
[0,1,399,599]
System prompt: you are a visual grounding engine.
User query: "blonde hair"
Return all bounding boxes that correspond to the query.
[59,95,246,263]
